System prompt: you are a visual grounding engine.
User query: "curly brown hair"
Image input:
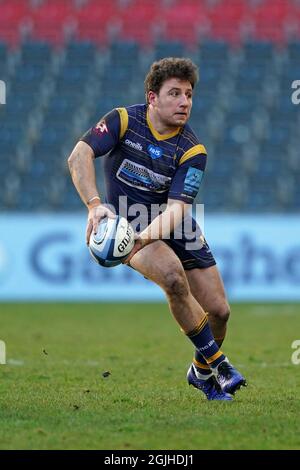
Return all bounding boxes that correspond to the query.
[144,57,199,104]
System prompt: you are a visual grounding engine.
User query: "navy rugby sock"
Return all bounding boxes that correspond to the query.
[193,334,226,377]
[186,317,226,369]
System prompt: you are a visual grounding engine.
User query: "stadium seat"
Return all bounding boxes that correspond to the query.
[0,0,29,46]
[243,40,274,62]
[75,0,119,45]
[287,40,300,61]
[20,41,52,64]
[0,42,8,67]
[154,41,186,59]
[198,40,229,62]
[250,1,289,44]
[118,1,160,46]
[64,41,96,65]
[205,0,247,44]
[160,6,206,45]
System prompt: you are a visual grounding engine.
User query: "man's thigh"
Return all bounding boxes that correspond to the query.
[185,265,229,312]
[129,240,186,288]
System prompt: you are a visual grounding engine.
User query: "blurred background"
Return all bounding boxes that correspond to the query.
[0,0,299,301]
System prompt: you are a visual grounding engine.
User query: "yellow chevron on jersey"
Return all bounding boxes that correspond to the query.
[179,144,207,165]
[116,107,129,139]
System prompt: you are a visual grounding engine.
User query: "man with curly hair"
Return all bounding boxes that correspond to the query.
[68,58,247,401]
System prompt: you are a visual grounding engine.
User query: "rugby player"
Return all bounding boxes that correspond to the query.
[68,58,246,400]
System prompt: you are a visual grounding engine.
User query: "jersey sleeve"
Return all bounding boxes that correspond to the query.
[168,144,207,204]
[79,107,128,158]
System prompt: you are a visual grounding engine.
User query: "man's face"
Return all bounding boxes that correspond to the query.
[149,78,193,128]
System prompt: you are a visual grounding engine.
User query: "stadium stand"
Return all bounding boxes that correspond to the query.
[0,0,299,212]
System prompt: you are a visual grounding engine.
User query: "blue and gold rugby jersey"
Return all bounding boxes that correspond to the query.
[80,104,207,218]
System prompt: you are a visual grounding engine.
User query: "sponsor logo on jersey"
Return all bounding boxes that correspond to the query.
[125,139,143,151]
[94,119,108,135]
[116,159,171,192]
[147,144,163,159]
[184,168,203,196]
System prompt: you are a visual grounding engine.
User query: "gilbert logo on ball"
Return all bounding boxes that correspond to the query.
[89,216,135,267]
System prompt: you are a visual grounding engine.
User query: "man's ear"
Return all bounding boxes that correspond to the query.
[148,91,156,106]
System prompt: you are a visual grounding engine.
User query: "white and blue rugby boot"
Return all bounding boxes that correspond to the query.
[187,364,233,401]
[214,360,247,395]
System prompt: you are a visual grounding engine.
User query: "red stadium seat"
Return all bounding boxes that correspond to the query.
[74,0,119,45]
[30,0,74,21]
[118,1,160,46]
[75,23,109,46]
[27,0,74,45]
[0,0,299,48]
[206,0,247,45]
[250,0,290,44]
[75,1,117,25]
[161,9,208,46]
[0,0,29,46]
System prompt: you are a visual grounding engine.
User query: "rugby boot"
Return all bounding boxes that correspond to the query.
[214,360,247,395]
[187,364,233,401]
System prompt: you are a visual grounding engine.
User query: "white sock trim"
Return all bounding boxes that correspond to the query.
[192,363,213,380]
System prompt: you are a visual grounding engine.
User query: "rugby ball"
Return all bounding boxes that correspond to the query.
[89,215,135,267]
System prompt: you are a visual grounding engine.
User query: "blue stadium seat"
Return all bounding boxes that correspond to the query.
[267,120,293,146]
[38,124,71,147]
[198,63,226,91]
[64,41,96,65]
[236,65,268,90]
[243,41,274,62]
[46,95,79,117]
[229,94,259,114]
[0,41,7,68]
[0,123,26,145]
[21,41,52,64]
[287,41,300,62]
[110,41,140,63]
[198,41,229,62]
[242,177,279,212]
[192,95,216,125]
[2,96,34,120]
[10,64,47,93]
[154,41,185,59]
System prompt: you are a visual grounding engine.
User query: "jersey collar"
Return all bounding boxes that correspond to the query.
[146,109,181,141]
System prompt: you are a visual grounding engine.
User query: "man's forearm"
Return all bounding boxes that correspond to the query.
[139,200,190,245]
[68,141,101,209]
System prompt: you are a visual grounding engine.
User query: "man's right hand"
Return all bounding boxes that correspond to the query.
[86,204,116,245]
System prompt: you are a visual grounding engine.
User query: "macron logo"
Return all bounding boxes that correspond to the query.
[125,139,143,151]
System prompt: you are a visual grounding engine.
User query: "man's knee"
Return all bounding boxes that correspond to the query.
[208,302,231,323]
[163,270,189,299]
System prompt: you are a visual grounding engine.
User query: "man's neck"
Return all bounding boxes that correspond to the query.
[147,107,180,135]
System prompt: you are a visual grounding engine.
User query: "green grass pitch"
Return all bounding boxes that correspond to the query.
[0,302,299,450]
